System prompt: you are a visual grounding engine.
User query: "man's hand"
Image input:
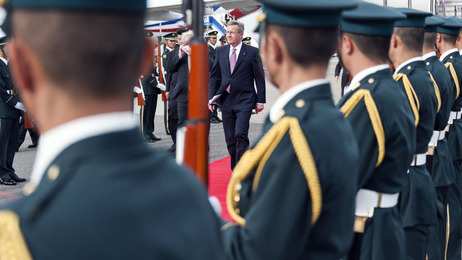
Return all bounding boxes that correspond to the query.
[179,44,185,58]
[166,92,170,100]
[255,104,264,114]
[335,76,339,82]
[208,104,215,112]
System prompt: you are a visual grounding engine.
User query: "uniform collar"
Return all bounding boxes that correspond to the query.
[394,56,424,76]
[345,64,389,94]
[422,51,437,60]
[460,49,462,55]
[0,57,8,65]
[269,79,329,123]
[30,112,137,186]
[208,42,216,49]
[440,48,458,62]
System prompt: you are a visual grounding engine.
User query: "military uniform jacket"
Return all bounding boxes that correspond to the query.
[0,60,19,118]
[394,59,438,227]
[0,128,225,259]
[442,50,462,160]
[208,44,216,72]
[222,82,359,259]
[169,52,189,103]
[166,46,180,93]
[142,68,160,96]
[425,54,456,186]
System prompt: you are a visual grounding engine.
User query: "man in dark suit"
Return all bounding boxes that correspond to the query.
[0,36,26,185]
[0,0,226,258]
[209,20,266,169]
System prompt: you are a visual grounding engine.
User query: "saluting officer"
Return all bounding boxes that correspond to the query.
[221,0,360,259]
[0,36,26,185]
[0,0,225,259]
[337,3,414,259]
[423,15,461,260]
[389,8,438,259]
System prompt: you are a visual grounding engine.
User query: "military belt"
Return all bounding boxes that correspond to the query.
[427,130,446,156]
[354,189,399,233]
[410,153,426,166]
[6,90,17,95]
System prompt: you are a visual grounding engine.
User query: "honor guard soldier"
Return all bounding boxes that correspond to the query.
[242,36,252,45]
[423,15,462,260]
[337,3,414,260]
[389,8,439,259]
[0,36,26,185]
[161,32,176,139]
[221,0,360,259]
[0,0,226,259]
[207,30,222,124]
[435,17,462,212]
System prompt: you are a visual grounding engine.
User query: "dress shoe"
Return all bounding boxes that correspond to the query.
[10,173,26,182]
[150,135,161,141]
[167,144,176,154]
[0,179,16,185]
[210,118,221,124]
[28,144,37,148]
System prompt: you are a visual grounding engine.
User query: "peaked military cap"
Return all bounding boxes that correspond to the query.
[9,0,146,12]
[436,16,462,36]
[145,31,154,38]
[243,37,252,44]
[394,8,432,28]
[425,15,445,32]
[207,31,218,38]
[0,36,6,46]
[256,0,359,29]
[163,32,177,41]
[341,2,406,36]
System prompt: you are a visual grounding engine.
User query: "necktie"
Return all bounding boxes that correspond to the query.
[227,48,237,93]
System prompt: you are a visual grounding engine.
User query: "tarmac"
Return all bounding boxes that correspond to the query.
[0,57,343,206]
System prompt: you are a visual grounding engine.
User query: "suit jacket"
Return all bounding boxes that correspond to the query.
[0,61,19,118]
[169,50,189,103]
[0,129,225,259]
[209,44,265,110]
[222,84,359,259]
[142,68,161,96]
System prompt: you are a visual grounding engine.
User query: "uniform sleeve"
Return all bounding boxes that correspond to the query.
[0,75,18,108]
[252,51,266,104]
[221,134,313,260]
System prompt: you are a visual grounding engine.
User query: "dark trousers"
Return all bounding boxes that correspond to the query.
[168,99,178,144]
[177,101,188,128]
[221,99,252,169]
[17,116,39,147]
[210,107,220,120]
[141,94,158,139]
[404,225,429,260]
[0,118,19,180]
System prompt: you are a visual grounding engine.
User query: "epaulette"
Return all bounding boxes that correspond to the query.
[227,117,322,227]
[428,72,441,113]
[340,85,385,167]
[445,62,460,99]
[394,73,420,126]
[0,210,32,259]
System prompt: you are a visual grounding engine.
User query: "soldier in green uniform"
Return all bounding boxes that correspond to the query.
[220,0,360,259]
[389,8,438,259]
[423,15,461,260]
[0,36,26,185]
[207,30,222,124]
[337,3,413,259]
[0,0,226,259]
[242,36,252,45]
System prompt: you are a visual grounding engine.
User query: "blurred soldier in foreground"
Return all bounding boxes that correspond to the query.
[337,3,414,259]
[221,0,360,258]
[390,8,438,259]
[0,0,225,259]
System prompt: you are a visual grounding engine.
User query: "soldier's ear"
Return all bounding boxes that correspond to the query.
[342,34,354,56]
[8,39,34,95]
[390,34,398,49]
[139,38,155,79]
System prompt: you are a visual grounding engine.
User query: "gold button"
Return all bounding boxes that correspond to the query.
[47,165,60,181]
[407,66,412,70]
[234,195,240,202]
[22,183,36,196]
[235,208,240,214]
[426,62,430,66]
[295,99,305,108]
[368,78,375,84]
[235,183,242,191]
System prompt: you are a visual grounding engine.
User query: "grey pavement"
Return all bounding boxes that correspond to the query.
[0,57,342,206]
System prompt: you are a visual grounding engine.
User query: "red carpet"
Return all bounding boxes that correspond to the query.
[208,156,233,221]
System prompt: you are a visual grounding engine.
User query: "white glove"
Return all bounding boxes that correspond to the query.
[133,86,142,94]
[156,67,160,75]
[15,102,26,112]
[156,83,166,91]
[208,196,222,216]
[182,45,191,55]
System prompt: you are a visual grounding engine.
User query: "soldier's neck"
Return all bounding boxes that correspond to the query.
[391,48,421,69]
[438,42,457,56]
[277,64,327,95]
